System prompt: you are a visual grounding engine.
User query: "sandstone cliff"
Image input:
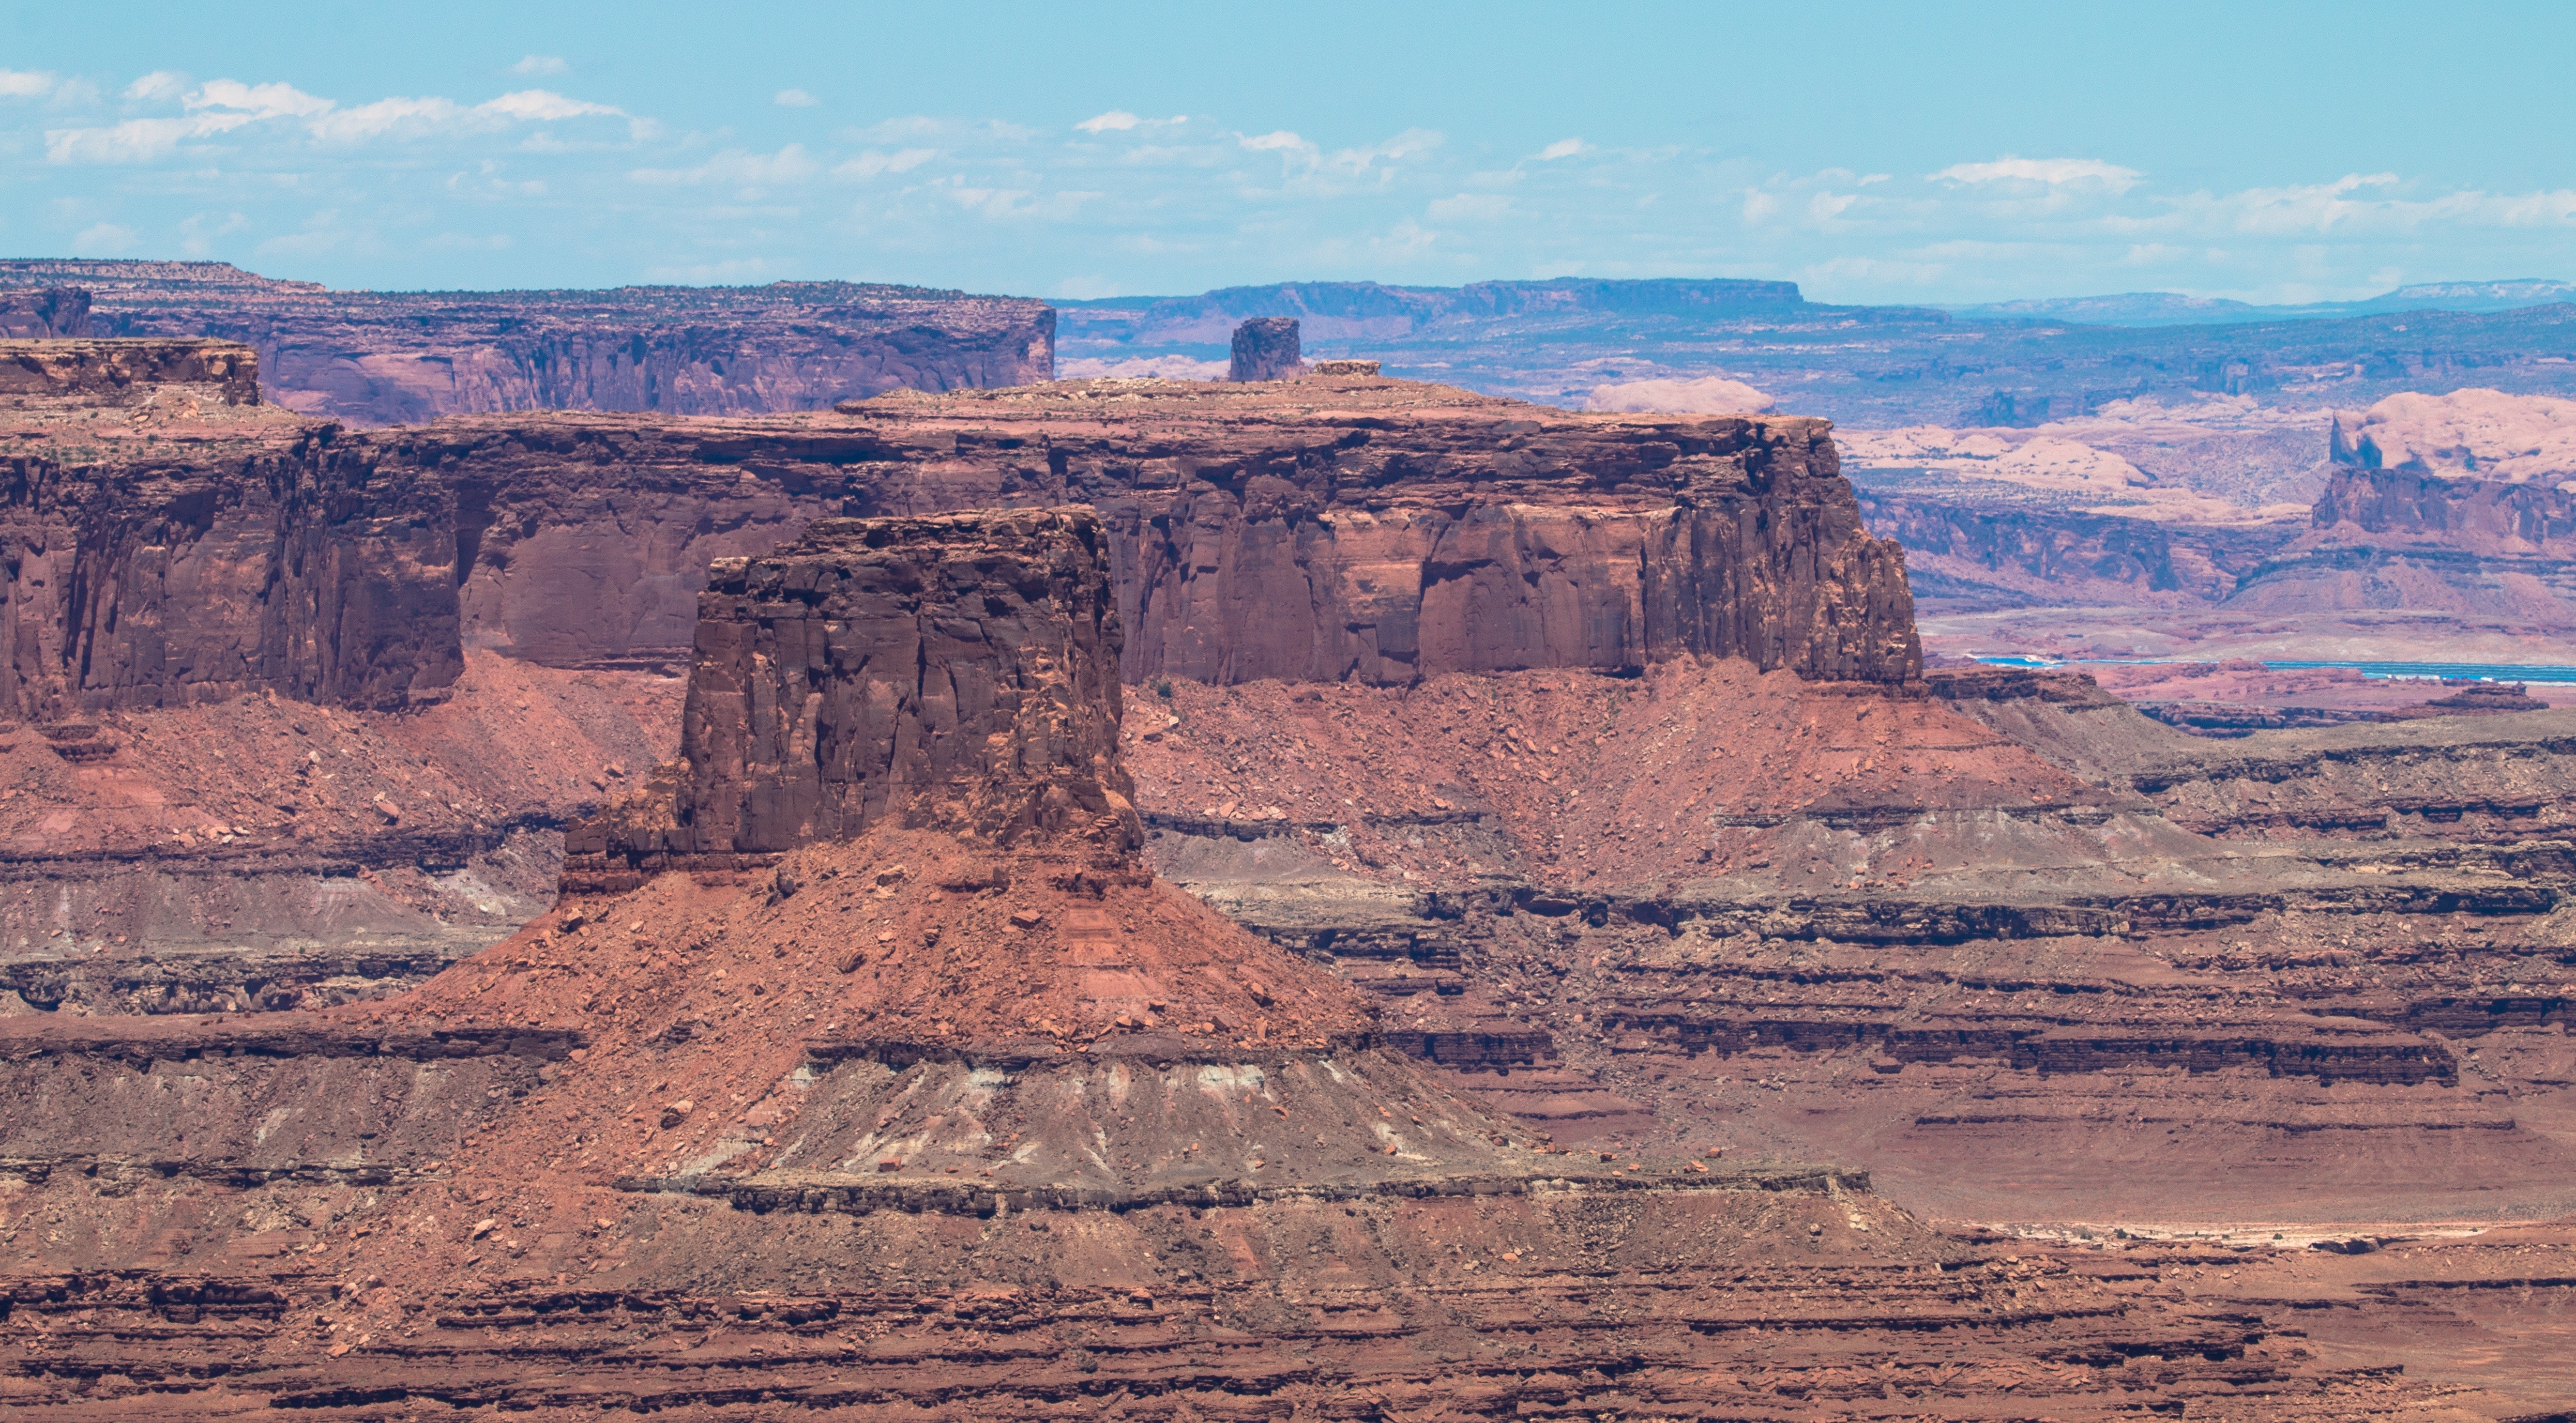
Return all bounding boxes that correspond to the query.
[0,374,1912,721]
[0,340,456,717]
[1,260,1055,425]
[1227,316,1301,380]
[846,377,1921,685]
[0,336,259,405]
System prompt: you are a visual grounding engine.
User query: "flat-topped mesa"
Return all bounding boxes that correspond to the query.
[841,377,1923,685]
[2,260,1055,424]
[564,508,1139,889]
[0,337,260,405]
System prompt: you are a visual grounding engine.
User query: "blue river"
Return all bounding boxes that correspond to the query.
[1971,656,2576,683]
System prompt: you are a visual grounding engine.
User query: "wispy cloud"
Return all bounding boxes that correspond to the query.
[631,144,819,186]
[775,88,817,108]
[71,221,136,253]
[833,147,937,180]
[45,78,627,161]
[124,71,188,102]
[0,70,57,100]
[512,56,568,77]
[1932,155,2143,192]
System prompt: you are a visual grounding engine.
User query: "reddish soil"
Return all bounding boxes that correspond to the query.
[1124,661,2102,895]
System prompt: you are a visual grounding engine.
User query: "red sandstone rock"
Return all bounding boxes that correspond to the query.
[0,373,1920,721]
[565,509,1140,876]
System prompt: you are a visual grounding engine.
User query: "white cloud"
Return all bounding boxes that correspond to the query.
[1240,129,1311,157]
[46,76,626,160]
[1536,137,1590,161]
[833,147,937,180]
[187,79,334,120]
[307,89,622,143]
[1239,126,1442,179]
[177,210,248,256]
[46,114,252,163]
[0,70,55,99]
[512,55,569,77]
[123,71,187,102]
[1077,110,1140,133]
[775,88,817,107]
[71,221,136,254]
[947,186,1098,220]
[1933,155,2143,192]
[631,144,819,186]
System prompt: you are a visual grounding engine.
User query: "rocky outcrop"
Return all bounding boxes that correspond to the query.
[564,510,1138,881]
[1227,316,1301,380]
[2306,464,2576,556]
[1,260,1054,425]
[0,286,90,338]
[2224,466,2576,628]
[0,337,259,405]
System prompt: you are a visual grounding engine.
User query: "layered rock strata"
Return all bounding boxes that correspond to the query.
[835,379,1920,686]
[0,502,2057,1420]
[1125,663,2576,1228]
[0,260,1056,425]
[0,509,2509,1421]
[0,337,259,405]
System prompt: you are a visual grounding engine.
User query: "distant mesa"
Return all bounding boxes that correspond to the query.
[1585,374,1776,415]
[1228,316,1302,381]
[0,258,1056,425]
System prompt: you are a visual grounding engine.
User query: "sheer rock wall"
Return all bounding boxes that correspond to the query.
[564,509,1139,878]
[0,373,1918,719]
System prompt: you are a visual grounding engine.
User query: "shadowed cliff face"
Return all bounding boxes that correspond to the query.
[565,509,1140,876]
[0,287,91,338]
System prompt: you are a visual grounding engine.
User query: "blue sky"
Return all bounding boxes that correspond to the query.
[5,0,2570,303]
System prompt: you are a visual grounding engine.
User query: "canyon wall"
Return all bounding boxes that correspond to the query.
[864,379,1919,686]
[0,371,1919,719]
[0,260,1055,425]
[0,342,457,718]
